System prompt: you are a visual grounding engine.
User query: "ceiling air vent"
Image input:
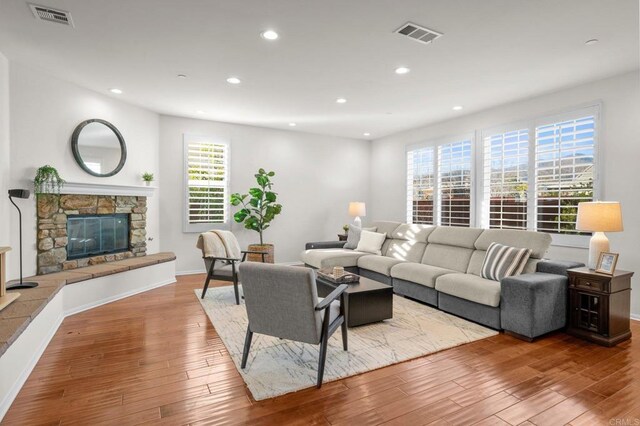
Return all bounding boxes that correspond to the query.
[29,3,74,27]
[395,22,441,45]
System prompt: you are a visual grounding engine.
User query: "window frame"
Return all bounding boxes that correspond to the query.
[405,133,476,227]
[479,124,531,231]
[183,133,231,233]
[477,104,601,248]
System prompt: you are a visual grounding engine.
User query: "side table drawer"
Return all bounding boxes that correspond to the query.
[570,275,607,292]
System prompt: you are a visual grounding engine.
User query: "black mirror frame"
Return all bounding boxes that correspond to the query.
[71,118,127,177]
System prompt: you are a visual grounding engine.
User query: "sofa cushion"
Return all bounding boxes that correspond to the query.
[356,230,386,255]
[421,244,474,272]
[385,240,427,263]
[357,255,405,276]
[390,223,436,243]
[435,273,502,307]
[301,249,367,269]
[368,221,402,238]
[427,227,484,249]
[390,263,457,288]
[475,229,551,259]
[480,242,532,281]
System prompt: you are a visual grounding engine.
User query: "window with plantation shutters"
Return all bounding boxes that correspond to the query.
[437,139,472,227]
[184,135,229,232]
[483,129,529,230]
[535,115,595,235]
[407,146,435,224]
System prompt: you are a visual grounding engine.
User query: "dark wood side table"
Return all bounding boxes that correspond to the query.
[567,267,634,347]
[316,275,393,327]
[337,234,348,241]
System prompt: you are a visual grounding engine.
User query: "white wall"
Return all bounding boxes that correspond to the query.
[8,63,161,278]
[159,115,371,273]
[0,52,9,249]
[370,70,640,317]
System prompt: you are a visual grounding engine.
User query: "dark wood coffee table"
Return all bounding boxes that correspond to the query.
[316,274,393,327]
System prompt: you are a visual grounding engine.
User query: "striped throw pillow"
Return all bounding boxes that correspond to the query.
[481,242,532,281]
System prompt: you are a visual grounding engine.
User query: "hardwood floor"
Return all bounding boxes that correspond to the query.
[3,274,639,425]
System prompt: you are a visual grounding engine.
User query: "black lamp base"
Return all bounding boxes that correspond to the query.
[6,281,39,290]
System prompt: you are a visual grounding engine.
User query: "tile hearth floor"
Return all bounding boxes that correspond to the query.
[3,273,640,425]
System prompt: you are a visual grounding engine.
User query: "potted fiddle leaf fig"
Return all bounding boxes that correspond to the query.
[230,168,282,263]
[34,165,65,194]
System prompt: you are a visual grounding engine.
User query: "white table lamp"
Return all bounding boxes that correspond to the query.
[348,202,366,228]
[576,201,623,269]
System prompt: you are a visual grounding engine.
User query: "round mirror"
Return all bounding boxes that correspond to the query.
[71,119,127,177]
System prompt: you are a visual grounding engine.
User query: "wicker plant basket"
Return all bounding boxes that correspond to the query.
[247,244,274,264]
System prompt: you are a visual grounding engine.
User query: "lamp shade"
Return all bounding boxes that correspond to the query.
[576,201,623,232]
[348,202,366,217]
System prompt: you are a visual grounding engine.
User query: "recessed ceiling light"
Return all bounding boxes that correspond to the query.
[226,77,241,84]
[261,30,279,40]
[585,39,599,46]
[196,110,205,114]
[177,74,187,79]
[395,67,410,75]
[109,88,123,94]
[336,98,347,104]
[363,132,371,136]
[288,122,296,127]
[452,105,463,111]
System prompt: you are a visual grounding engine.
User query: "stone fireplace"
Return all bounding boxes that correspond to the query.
[36,194,147,274]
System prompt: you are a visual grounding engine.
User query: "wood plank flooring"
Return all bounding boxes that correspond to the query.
[3,274,639,425]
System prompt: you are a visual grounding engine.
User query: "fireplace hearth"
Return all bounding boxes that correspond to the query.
[36,194,147,274]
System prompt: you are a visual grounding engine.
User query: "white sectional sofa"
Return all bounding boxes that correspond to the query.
[302,221,583,340]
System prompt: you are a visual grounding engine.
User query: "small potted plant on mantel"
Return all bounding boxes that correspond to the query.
[34,165,65,194]
[230,168,282,263]
[142,172,154,186]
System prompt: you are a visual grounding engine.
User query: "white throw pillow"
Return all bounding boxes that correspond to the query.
[355,230,386,255]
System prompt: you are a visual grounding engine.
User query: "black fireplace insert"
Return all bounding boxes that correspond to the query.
[67,214,129,260]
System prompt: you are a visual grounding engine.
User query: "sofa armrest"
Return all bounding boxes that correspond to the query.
[536,259,585,276]
[500,272,568,339]
[305,241,346,250]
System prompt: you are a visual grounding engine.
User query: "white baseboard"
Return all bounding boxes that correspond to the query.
[176,269,206,276]
[0,261,176,421]
[65,277,177,317]
[631,314,640,322]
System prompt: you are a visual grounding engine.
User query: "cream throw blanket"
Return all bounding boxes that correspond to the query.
[197,230,242,261]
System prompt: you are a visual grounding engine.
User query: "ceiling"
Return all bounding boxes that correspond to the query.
[0,0,638,140]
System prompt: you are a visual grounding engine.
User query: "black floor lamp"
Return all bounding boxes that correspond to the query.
[7,189,38,290]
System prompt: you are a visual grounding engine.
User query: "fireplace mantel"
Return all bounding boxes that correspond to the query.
[61,182,156,197]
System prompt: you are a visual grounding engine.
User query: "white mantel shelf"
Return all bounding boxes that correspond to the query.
[60,182,157,197]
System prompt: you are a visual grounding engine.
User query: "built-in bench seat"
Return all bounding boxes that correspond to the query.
[0,252,176,357]
[0,252,177,418]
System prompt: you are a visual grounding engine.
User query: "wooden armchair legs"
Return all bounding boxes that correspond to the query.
[201,258,240,304]
[241,325,253,369]
[240,315,348,389]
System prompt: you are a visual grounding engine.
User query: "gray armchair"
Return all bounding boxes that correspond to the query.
[238,262,348,388]
[197,231,267,304]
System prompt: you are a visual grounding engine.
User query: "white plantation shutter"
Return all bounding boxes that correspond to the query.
[407,147,435,224]
[535,115,595,234]
[184,136,229,232]
[483,129,529,230]
[437,140,472,227]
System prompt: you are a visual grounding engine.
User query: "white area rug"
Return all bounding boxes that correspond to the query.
[196,286,497,401]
